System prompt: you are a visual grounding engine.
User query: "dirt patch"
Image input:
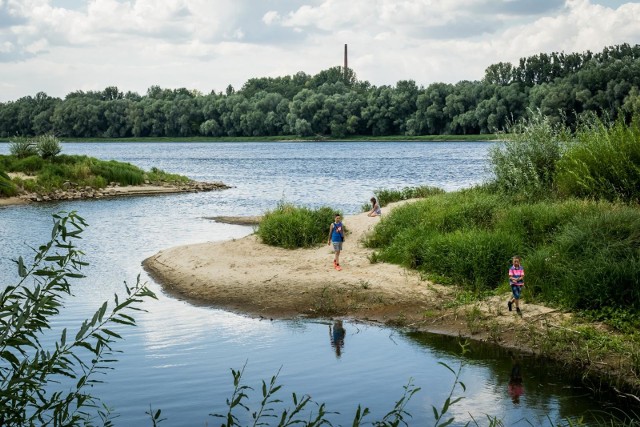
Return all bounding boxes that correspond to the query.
[143,200,640,395]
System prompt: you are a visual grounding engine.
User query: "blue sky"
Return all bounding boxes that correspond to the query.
[1,0,639,101]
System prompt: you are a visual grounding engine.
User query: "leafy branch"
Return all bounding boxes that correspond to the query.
[0,211,157,426]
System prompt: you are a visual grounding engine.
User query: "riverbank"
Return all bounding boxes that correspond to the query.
[0,180,230,206]
[143,200,640,397]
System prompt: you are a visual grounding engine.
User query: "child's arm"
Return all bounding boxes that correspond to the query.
[328,223,334,245]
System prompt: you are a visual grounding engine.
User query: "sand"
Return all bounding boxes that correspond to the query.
[143,200,560,335]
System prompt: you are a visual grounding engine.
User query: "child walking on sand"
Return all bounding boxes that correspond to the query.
[507,256,524,315]
[328,213,345,271]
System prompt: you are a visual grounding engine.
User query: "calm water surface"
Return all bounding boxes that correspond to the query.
[0,142,624,425]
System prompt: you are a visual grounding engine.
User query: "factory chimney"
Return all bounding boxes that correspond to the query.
[344,44,348,81]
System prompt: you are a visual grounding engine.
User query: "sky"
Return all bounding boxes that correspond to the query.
[1,0,639,101]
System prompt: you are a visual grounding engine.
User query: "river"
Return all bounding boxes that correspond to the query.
[0,141,624,426]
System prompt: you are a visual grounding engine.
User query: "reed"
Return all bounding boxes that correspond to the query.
[556,116,640,202]
[489,111,570,198]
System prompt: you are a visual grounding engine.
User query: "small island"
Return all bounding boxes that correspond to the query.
[0,135,229,206]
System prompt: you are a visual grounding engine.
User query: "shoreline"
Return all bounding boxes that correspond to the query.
[0,180,230,206]
[143,200,640,397]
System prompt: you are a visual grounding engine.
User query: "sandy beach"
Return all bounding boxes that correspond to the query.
[143,200,560,335]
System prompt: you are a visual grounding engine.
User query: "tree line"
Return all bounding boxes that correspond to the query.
[1,43,640,139]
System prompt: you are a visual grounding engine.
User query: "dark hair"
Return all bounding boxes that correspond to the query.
[370,197,377,204]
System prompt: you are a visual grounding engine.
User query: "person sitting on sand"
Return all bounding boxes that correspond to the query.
[367,197,382,217]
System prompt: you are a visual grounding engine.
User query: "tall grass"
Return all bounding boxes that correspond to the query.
[556,116,640,202]
[526,206,640,310]
[366,187,640,310]
[489,111,570,199]
[0,169,17,196]
[0,153,191,194]
[257,203,337,249]
[362,185,445,210]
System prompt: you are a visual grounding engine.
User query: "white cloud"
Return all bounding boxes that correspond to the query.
[0,0,639,101]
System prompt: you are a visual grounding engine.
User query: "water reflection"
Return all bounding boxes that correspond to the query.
[508,355,524,405]
[329,319,346,358]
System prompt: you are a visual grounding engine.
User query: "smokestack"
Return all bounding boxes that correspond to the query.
[344,44,348,80]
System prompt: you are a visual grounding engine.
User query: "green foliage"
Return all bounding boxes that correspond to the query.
[526,207,640,310]
[556,115,640,202]
[12,154,45,172]
[88,159,145,186]
[362,185,445,211]
[147,166,190,184]
[0,153,190,195]
[36,134,62,159]
[257,203,337,249]
[366,186,640,310]
[489,111,570,198]
[9,136,38,158]
[3,44,640,139]
[580,307,640,334]
[0,168,18,196]
[0,212,157,426]
[210,362,425,427]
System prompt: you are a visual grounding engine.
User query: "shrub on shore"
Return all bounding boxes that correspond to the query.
[0,153,190,194]
[364,113,639,317]
[365,187,640,312]
[556,116,640,202]
[257,203,337,249]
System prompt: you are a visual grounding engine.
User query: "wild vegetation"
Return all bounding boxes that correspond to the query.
[360,185,445,212]
[0,135,190,196]
[0,212,157,425]
[366,113,640,315]
[257,202,338,249]
[1,44,640,139]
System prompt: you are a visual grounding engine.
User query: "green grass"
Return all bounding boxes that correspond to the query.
[556,116,640,202]
[0,153,191,194]
[257,202,338,249]
[365,186,640,316]
[361,185,445,212]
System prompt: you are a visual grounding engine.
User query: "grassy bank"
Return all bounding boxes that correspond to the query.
[255,113,640,395]
[0,153,190,196]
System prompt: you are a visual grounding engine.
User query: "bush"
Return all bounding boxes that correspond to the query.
[8,137,37,158]
[13,155,45,173]
[410,229,522,291]
[556,116,640,202]
[88,159,145,186]
[258,203,337,249]
[489,111,570,198]
[527,207,640,310]
[36,134,62,159]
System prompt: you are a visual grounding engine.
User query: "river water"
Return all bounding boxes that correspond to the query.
[0,142,625,426]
